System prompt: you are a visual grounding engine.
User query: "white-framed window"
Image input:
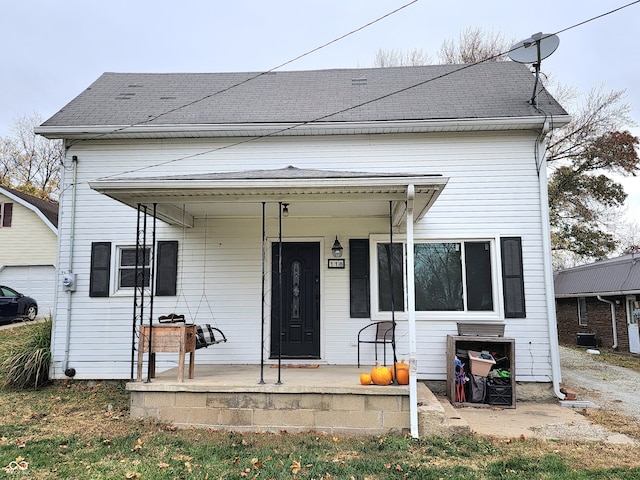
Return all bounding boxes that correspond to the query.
[90,241,178,297]
[117,246,150,290]
[578,297,588,326]
[372,238,495,316]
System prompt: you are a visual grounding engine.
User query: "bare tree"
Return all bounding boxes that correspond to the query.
[615,220,640,255]
[438,27,514,63]
[373,47,432,67]
[0,113,62,200]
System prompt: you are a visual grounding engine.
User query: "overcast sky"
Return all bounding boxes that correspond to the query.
[2,0,639,222]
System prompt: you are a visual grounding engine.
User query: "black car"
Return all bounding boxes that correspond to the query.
[0,285,38,323]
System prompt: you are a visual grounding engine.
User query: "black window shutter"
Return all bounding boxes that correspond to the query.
[2,203,12,227]
[349,239,370,318]
[156,241,178,296]
[501,237,526,318]
[90,242,111,297]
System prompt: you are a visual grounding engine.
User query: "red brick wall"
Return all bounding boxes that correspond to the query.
[556,296,629,351]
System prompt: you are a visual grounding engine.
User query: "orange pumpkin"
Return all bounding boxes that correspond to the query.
[390,358,410,384]
[359,372,372,385]
[370,362,392,386]
[395,368,409,385]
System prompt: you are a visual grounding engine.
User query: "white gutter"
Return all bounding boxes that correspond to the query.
[537,120,565,400]
[596,296,618,349]
[34,115,572,140]
[405,184,418,438]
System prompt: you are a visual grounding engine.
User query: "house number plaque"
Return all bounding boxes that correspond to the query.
[328,259,345,269]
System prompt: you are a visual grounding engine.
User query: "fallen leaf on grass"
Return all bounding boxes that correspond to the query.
[125,472,141,479]
[290,460,301,474]
[131,438,144,452]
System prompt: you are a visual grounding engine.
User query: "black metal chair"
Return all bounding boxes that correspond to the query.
[357,321,394,367]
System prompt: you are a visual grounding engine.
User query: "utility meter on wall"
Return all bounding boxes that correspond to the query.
[63,273,77,292]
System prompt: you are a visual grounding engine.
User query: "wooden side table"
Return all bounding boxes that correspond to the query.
[137,324,196,382]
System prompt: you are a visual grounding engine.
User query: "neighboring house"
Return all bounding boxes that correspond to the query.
[554,253,640,354]
[36,63,570,398]
[0,186,58,317]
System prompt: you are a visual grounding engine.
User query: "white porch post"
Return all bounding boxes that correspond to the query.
[406,184,419,438]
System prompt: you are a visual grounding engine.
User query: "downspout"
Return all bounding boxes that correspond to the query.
[63,155,78,377]
[596,296,618,350]
[537,120,565,399]
[405,185,419,438]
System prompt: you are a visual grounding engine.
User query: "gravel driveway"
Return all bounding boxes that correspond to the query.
[559,346,640,423]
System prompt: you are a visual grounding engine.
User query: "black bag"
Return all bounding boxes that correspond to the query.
[469,375,486,403]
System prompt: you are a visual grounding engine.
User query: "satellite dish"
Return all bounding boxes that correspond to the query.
[508,32,560,64]
[508,32,560,107]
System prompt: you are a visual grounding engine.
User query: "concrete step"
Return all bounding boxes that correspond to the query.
[417,383,471,437]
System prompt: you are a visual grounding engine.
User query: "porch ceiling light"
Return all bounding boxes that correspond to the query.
[332,236,344,258]
[282,203,289,217]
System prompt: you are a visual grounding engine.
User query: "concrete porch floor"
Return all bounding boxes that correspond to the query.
[130,363,395,392]
[126,363,459,436]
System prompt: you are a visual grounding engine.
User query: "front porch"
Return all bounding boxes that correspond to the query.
[127,364,465,437]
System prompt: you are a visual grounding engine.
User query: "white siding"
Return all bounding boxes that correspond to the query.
[52,131,554,382]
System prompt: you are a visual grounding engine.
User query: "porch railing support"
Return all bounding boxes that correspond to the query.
[276,201,283,385]
[405,185,419,438]
[259,202,266,384]
[131,203,156,383]
[387,201,398,384]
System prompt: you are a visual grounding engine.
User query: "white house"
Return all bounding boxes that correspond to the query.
[0,186,58,316]
[36,63,569,401]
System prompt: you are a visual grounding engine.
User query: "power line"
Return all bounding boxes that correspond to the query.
[554,0,640,36]
[89,0,639,179]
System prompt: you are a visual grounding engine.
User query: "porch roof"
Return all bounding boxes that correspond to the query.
[89,166,448,227]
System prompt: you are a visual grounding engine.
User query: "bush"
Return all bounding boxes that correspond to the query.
[1,317,52,389]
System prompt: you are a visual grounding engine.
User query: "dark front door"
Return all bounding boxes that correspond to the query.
[271,242,320,359]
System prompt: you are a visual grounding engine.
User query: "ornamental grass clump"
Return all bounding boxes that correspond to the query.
[1,317,52,389]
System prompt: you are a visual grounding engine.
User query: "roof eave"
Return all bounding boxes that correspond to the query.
[89,173,449,227]
[35,116,571,140]
[555,291,640,298]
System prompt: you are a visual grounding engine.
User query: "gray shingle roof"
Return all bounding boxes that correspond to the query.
[40,63,567,128]
[554,254,640,296]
